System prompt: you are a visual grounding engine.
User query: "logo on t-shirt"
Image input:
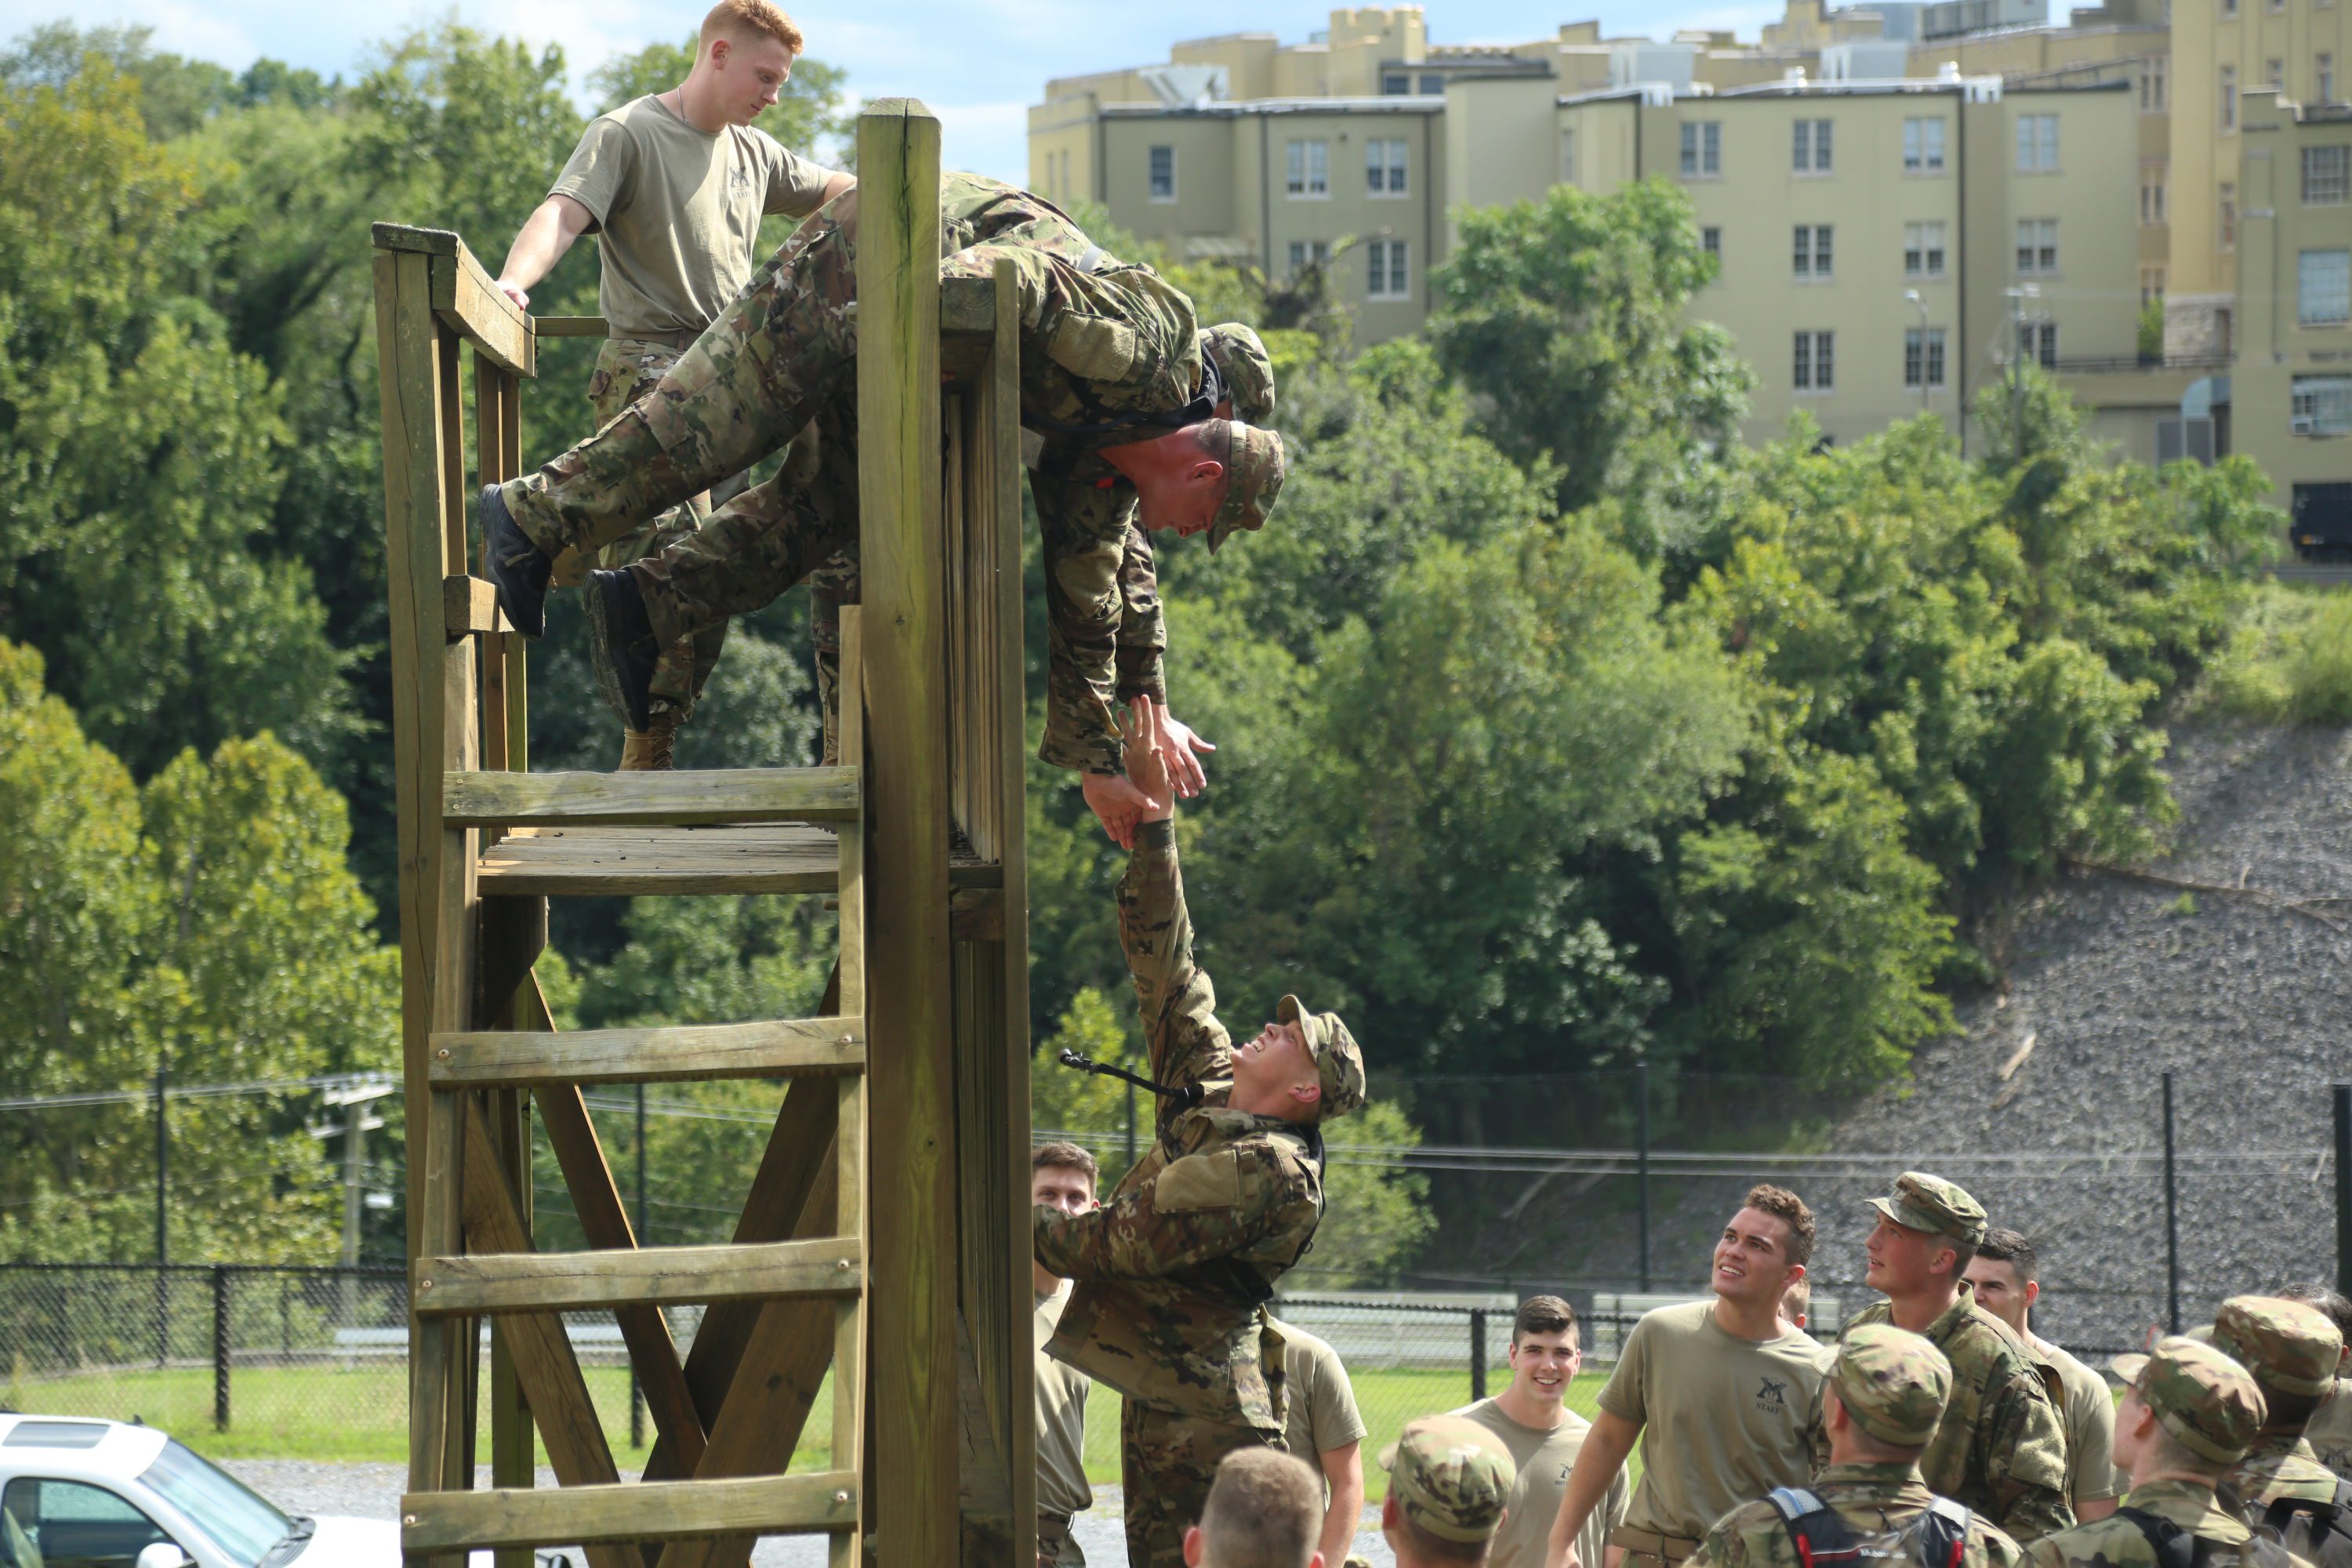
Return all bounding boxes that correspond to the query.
[1756,1375,1790,1416]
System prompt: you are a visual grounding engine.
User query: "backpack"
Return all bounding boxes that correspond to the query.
[2248,1479,2352,1568]
[2122,1505,2304,1568]
[1767,1487,1973,1568]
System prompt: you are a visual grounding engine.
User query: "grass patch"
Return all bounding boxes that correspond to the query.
[10,1362,1623,1499]
[2187,581,2352,726]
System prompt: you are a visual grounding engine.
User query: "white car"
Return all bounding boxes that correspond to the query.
[0,1414,569,1568]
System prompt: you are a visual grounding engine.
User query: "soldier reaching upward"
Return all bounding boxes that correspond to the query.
[1032,708,1365,1568]
[477,174,1282,843]
[2041,1336,2303,1568]
[1685,1324,2026,1568]
[1821,1174,2074,1543]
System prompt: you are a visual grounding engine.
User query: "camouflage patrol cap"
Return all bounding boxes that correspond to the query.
[1207,422,1285,554]
[1278,993,1365,1120]
[1201,323,1275,426]
[2212,1295,2343,1399]
[1378,1415,1516,1544]
[1867,1171,1988,1249]
[1829,1323,1955,1447]
[2132,1335,2270,1464]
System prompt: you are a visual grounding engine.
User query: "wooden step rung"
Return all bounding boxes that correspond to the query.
[445,767,859,827]
[413,1237,862,1316]
[400,1469,860,1553]
[430,1015,866,1087]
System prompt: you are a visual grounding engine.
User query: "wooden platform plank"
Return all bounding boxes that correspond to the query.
[401,1472,859,1553]
[445,575,506,638]
[445,768,858,827]
[474,823,998,896]
[414,1237,862,1316]
[432,1015,866,1087]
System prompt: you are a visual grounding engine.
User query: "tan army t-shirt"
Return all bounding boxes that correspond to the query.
[1035,1284,1092,1520]
[551,94,833,336]
[2033,1336,2118,1508]
[1278,1324,1371,1480]
[1453,1398,1628,1568]
[1599,1300,1835,1541]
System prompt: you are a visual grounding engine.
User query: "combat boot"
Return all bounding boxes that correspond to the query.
[480,485,553,639]
[619,718,677,771]
[590,567,659,733]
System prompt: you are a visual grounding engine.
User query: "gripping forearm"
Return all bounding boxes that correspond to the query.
[498,194,592,298]
[1548,1411,1640,1566]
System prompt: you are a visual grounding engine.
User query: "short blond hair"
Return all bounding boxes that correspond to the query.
[701,0,804,53]
[1200,1448,1320,1568]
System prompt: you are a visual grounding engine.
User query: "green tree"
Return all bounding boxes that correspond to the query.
[1428,181,1754,533]
[586,34,849,157]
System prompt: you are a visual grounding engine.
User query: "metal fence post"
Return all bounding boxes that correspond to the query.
[2162,1071,2182,1334]
[2334,1084,2351,1298]
[154,1067,168,1369]
[1469,1308,1487,1402]
[1637,1061,1652,1293]
[212,1266,230,1432]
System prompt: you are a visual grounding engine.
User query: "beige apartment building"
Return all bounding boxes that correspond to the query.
[1031,1,2352,534]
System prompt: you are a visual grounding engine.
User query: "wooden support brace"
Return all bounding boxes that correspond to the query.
[404,1473,859,1555]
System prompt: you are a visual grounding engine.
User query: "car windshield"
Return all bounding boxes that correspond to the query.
[135,1439,292,1568]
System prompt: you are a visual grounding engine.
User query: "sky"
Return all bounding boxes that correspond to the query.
[0,0,2060,180]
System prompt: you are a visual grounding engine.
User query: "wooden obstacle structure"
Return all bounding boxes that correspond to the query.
[371,102,1036,1566]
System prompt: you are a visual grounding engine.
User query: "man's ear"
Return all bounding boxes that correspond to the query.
[709,36,731,66]
[1288,1080,1323,1107]
[1188,458,1226,485]
[1183,1523,1205,1566]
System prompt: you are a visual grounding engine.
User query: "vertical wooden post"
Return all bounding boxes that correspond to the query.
[855,100,956,1568]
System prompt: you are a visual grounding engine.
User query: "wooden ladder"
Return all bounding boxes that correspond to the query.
[371,101,1034,1568]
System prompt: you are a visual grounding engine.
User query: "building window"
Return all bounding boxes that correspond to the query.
[2293,376,2352,436]
[1367,138,1409,196]
[2222,67,2238,132]
[1904,327,1948,387]
[2140,264,2168,307]
[1419,74,1444,95]
[1793,330,1835,390]
[1702,225,1722,264]
[2268,58,2285,91]
[1904,221,1947,277]
[2016,113,2060,172]
[1148,145,1175,202]
[1559,129,1577,183]
[1793,118,1833,172]
[2223,0,2238,12]
[1382,71,1409,94]
[2141,168,2168,224]
[2323,55,2339,105]
[2016,218,2059,274]
[1367,238,1409,300]
[2140,54,2168,113]
[1793,223,1834,278]
[2307,146,2351,205]
[1286,139,1328,198]
[2221,181,2238,249]
[1903,116,1947,172]
[1681,120,1722,177]
[2027,320,2058,368]
[2303,250,2352,325]
[1286,239,1330,277]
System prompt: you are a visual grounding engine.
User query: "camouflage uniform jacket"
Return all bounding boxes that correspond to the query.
[1033,818,1323,1428]
[2021,1481,2291,1568]
[2310,1382,2352,1480]
[1688,1463,2027,1568]
[2227,1434,2342,1508]
[1835,1291,2074,1541]
[938,174,1205,774]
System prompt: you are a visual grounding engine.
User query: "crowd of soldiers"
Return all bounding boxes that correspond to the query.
[1028,1163,2352,1568]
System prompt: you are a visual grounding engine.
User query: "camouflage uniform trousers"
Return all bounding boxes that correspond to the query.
[499,185,1170,776]
[1120,1403,1283,1568]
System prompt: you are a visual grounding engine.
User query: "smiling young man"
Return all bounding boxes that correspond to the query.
[1033,1142,1102,1567]
[1032,712,1363,1568]
[1824,1174,2072,1544]
[491,0,851,769]
[1544,1186,1833,1568]
[1965,1229,2118,1523]
[1454,1297,1627,1568]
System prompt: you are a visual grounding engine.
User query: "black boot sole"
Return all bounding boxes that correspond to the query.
[591,568,659,733]
[480,484,552,640]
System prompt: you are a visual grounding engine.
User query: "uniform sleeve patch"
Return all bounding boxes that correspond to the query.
[1154,1149,1243,1212]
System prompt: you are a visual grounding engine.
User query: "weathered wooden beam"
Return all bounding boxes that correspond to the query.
[947,887,1003,942]
[444,575,506,638]
[444,768,859,827]
[431,1015,865,1087]
[414,1237,862,1316]
[856,99,958,1568]
[401,1473,860,1554]
[474,825,842,898]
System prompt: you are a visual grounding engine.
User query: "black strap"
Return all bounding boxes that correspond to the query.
[1770,1490,1971,1568]
[2258,1485,2352,1568]
[1025,347,1226,443]
[2134,1506,2307,1568]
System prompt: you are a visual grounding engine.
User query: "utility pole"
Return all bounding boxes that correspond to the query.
[2162,1071,2183,1334]
[315,1079,394,1327]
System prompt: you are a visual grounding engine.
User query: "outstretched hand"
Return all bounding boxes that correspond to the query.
[1082,769,1161,851]
[1147,699,1216,798]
